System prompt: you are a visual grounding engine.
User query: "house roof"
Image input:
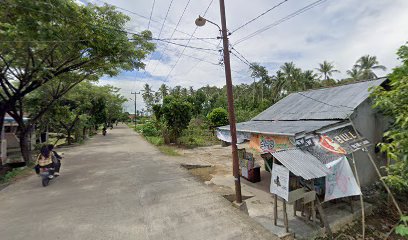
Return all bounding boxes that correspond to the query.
[218,120,340,136]
[272,149,330,180]
[252,78,387,121]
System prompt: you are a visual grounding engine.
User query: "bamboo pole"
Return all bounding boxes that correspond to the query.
[348,118,403,217]
[351,152,365,239]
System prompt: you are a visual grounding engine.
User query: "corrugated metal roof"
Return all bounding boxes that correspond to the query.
[272,148,330,180]
[253,78,387,121]
[218,120,340,136]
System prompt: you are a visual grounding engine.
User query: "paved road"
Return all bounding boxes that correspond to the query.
[0,124,276,240]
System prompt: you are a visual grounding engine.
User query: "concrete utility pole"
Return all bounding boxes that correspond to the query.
[131,91,140,128]
[195,0,242,204]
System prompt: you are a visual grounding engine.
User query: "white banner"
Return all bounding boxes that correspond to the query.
[216,129,250,143]
[270,163,290,201]
[324,156,361,201]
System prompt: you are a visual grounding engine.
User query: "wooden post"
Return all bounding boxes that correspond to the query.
[351,152,365,239]
[273,157,278,226]
[274,194,278,226]
[283,199,289,233]
[311,180,316,223]
[315,197,333,238]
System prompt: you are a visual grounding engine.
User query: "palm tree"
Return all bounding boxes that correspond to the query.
[354,55,386,79]
[158,84,169,99]
[302,70,319,90]
[316,61,340,81]
[346,66,362,81]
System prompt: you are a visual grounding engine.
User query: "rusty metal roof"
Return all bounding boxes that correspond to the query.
[272,148,330,180]
[253,78,387,121]
[218,120,339,136]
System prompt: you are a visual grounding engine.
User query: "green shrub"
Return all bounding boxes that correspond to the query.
[207,107,229,127]
[141,121,160,137]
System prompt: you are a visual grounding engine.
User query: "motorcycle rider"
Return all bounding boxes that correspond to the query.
[34,145,57,178]
[48,144,61,176]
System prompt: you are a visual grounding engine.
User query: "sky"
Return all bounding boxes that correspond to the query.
[81,0,408,113]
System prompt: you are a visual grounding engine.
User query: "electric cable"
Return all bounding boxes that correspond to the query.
[164,0,215,82]
[234,0,328,46]
[150,0,192,74]
[147,0,156,30]
[92,0,218,47]
[230,0,289,34]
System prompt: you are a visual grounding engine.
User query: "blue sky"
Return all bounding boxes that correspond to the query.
[81,0,408,112]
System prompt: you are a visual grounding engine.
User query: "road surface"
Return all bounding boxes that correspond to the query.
[0,124,276,240]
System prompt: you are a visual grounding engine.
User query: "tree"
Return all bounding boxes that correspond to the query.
[372,42,408,238]
[372,43,408,193]
[142,83,154,115]
[346,66,362,81]
[161,96,192,143]
[250,63,270,103]
[207,108,229,128]
[0,0,155,149]
[354,55,386,79]
[316,60,340,81]
[158,84,169,100]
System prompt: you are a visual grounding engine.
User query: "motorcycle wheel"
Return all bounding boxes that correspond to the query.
[42,178,49,187]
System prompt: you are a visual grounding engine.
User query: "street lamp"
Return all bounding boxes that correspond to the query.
[195,0,242,204]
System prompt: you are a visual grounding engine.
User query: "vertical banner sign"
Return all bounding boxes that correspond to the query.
[270,163,290,201]
[324,156,361,201]
[250,134,294,153]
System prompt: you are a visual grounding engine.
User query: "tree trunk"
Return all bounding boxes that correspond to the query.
[83,127,87,139]
[19,128,32,164]
[67,130,72,145]
[0,109,5,166]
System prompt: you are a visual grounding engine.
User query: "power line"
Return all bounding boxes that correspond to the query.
[150,0,192,75]
[147,0,156,30]
[164,0,215,82]
[6,2,143,37]
[230,0,289,34]
[297,92,354,109]
[230,51,251,67]
[93,0,218,47]
[152,37,219,41]
[234,0,328,46]
[231,47,252,66]
[153,39,220,52]
[157,0,175,39]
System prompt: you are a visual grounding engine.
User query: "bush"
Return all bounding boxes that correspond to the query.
[161,96,193,143]
[140,121,160,137]
[207,107,229,127]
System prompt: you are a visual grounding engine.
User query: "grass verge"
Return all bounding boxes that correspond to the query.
[0,163,35,186]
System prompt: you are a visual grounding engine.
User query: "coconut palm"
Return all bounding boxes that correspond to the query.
[354,55,386,79]
[316,60,340,81]
[346,66,362,81]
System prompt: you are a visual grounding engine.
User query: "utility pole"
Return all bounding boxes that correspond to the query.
[194,0,242,204]
[219,0,242,203]
[131,91,140,128]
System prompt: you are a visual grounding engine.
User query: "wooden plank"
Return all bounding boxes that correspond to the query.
[303,191,316,204]
[288,188,306,203]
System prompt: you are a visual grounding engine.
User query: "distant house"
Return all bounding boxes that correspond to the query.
[0,114,35,165]
[218,78,389,186]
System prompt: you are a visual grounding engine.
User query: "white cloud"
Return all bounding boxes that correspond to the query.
[94,0,408,110]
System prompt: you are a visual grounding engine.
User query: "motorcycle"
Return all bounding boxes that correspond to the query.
[39,167,56,187]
